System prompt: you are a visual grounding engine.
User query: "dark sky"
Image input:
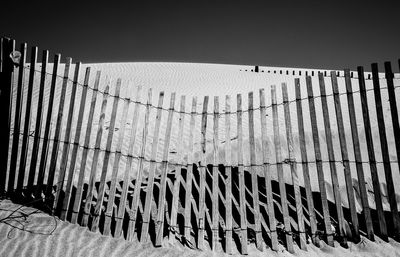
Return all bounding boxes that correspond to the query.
[1,0,400,71]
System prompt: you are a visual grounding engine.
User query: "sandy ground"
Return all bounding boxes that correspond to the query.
[0,200,400,257]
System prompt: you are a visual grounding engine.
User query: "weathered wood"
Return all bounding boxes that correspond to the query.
[384,62,400,179]
[318,73,347,246]
[259,88,279,250]
[248,92,263,250]
[306,76,334,246]
[197,95,209,249]
[46,57,72,203]
[36,53,61,198]
[90,79,122,232]
[211,96,220,250]
[53,61,80,212]
[236,94,248,255]
[183,97,197,241]
[294,79,318,245]
[0,38,14,194]
[155,93,176,245]
[224,95,233,254]
[281,83,307,250]
[80,83,110,227]
[330,71,360,241]
[169,95,186,242]
[114,85,142,237]
[27,50,49,191]
[60,67,91,221]
[103,84,132,235]
[140,91,164,242]
[8,43,27,193]
[371,63,400,236]
[71,71,101,224]
[127,88,151,241]
[352,68,385,240]
[17,47,37,191]
[271,85,294,253]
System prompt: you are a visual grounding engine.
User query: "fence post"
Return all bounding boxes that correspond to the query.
[0,38,14,195]
[224,95,233,254]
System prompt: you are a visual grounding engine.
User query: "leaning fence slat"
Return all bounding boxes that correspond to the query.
[27,50,49,191]
[224,95,233,254]
[294,79,318,245]
[318,73,347,246]
[197,95,209,249]
[169,95,186,242]
[114,85,142,237]
[211,96,220,250]
[70,71,101,224]
[352,68,385,240]
[53,61,80,212]
[384,62,400,179]
[80,83,110,227]
[17,47,37,191]
[140,91,165,242]
[8,43,27,193]
[282,83,307,250]
[46,57,72,204]
[90,79,122,232]
[331,71,360,241]
[306,76,334,246]
[127,88,151,241]
[371,63,400,236]
[183,97,197,241]
[248,92,263,250]
[259,89,279,250]
[36,54,61,198]
[103,84,132,235]
[271,85,294,253]
[60,67,91,221]
[236,94,248,255]
[155,93,176,246]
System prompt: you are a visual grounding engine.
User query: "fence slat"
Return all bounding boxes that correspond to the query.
[371,63,400,236]
[197,95,209,249]
[169,95,185,243]
[140,91,164,242]
[114,85,142,237]
[282,83,307,250]
[271,85,294,253]
[90,79,122,232]
[384,62,400,180]
[103,84,132,235]
[330,71,360,241]
[224,95,233,254]
[70,71,101,224]
[236,94,248,255]
[211,96,220,250]
[80,83,110,227]
[8,43,27,194]
[155,93,176,245]
[127,88,151,241]
[183,97,197,241]
[248,92,263,250]
[294,79,318,246]
[17,47,37,191]
[306,76,334,246]
[46,57,72,204]
[36,54,61,198]
[60,67,91,221]
[352,68,385,240]
[259,88,279,250]
[53,61,80,211]
[318,73,347,246]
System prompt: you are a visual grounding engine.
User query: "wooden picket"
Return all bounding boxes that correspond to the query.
[224,95,233,254]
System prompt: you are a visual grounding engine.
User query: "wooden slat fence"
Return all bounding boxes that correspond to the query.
[1,38,400,255]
